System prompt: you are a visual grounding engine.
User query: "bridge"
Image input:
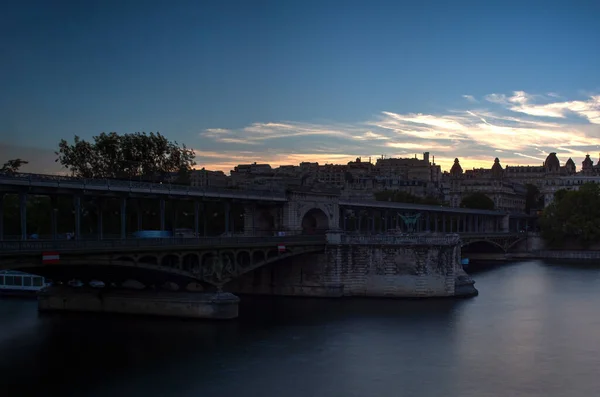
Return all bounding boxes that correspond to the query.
[0,172,535,319]
[0,172,533,241]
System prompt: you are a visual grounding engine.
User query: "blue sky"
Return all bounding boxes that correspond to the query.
[1,0,600,173]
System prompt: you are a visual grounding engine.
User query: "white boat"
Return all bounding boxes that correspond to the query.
[0,270,49,296]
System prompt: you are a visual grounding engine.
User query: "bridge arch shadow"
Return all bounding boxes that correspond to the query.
[301,208,329,234]
[461,240,507,253]
[222,246,324,286]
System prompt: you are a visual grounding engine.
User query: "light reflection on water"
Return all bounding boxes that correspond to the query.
[1,260,600,397]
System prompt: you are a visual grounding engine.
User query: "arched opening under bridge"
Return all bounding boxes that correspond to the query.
[301,208,329,234]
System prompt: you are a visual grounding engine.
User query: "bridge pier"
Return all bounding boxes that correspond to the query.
[38,286,240,319]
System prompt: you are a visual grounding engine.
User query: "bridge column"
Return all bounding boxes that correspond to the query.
[97,200,103,240]
[73,195,81,240]
[194,200,200,237]
[19,191,27,241]
[370,211,375,234]
[0,193,4,241]
[120,197,127,239]
[172,202,179,235]
[159,199,165,231]
[136,200,143,231]
[224,202,230,234]
[383,211,388,232]
[50,197,58,240]
[502,215,510,233]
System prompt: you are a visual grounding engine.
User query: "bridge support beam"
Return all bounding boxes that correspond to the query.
[120,197,127,239]
[136,200,143,232]
[159,199,165,231]
[38,287,240,319]
[224,202,230,234]
[97,200,104,240]
[194,200,200,237]
[19,192,27,241]
[0,193,4,241]
[50,197,58,240]
[74,195,81,240]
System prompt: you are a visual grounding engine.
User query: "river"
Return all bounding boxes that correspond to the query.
[1,260,600,397]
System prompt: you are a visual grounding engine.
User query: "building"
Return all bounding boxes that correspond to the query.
[445,158,527,213]
[190,169,229,187]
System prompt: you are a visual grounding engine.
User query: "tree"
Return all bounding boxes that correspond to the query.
[539,183,600,247]
[460,192,494,210]
[56,132,196,181]
[374,190,443,206]
[0,158,28,174]
[524,183,544,213]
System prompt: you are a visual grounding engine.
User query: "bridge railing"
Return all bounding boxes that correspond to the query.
[0,172,287,199]
[0,234,327,254]
[341,234,461,245]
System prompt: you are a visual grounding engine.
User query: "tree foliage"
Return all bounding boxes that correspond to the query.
[374,190,443,205]
[56,132,196,181]
[460,192,495,210]
[539,183,600,247]
[1,158,28,174]
[525,183,544,213]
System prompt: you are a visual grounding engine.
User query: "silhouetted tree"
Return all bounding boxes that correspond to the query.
[56,132,196,181]
[374,190,443,206]
[524,183,544,213]
[0,158,28,174]
[460,192,494,210]
[540,183,600,247]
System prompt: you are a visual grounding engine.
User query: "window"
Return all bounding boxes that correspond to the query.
[33,278,43,287]
[5,276,14,286]
[0,276,3,285]
[23,277,32,287]
[14,276,22,286]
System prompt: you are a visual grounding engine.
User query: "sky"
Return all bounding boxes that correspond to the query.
[1,0,600,174]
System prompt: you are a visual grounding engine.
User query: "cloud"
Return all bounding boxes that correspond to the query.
[194,90,600,174]
[462,95,478,103]
[484,90,600,124]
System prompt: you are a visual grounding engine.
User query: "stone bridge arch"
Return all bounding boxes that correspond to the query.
[290,202,338,233]
[461,239,506,253]
[461,236,527,253]
[301,208,330,234]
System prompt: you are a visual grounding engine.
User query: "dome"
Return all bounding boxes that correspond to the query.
[583,154,593,166]
[544,152,560,172]
[450,158,463,175]
[491,157,503,177]
[566,158,575,166]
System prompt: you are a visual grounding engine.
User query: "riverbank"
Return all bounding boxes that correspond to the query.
[465,250,600,262]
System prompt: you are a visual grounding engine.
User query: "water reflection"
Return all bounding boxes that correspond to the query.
[1,260,600,397]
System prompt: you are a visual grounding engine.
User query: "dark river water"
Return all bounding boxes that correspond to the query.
[1,260,600,397]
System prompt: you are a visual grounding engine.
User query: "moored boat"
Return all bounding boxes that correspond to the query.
[0,270,50,297]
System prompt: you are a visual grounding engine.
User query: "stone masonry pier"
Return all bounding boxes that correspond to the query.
[228,233,477,299]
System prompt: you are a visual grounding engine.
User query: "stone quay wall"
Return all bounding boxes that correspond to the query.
[227,233,477,298]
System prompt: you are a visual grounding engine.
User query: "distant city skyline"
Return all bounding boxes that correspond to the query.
[1,0,599,174]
